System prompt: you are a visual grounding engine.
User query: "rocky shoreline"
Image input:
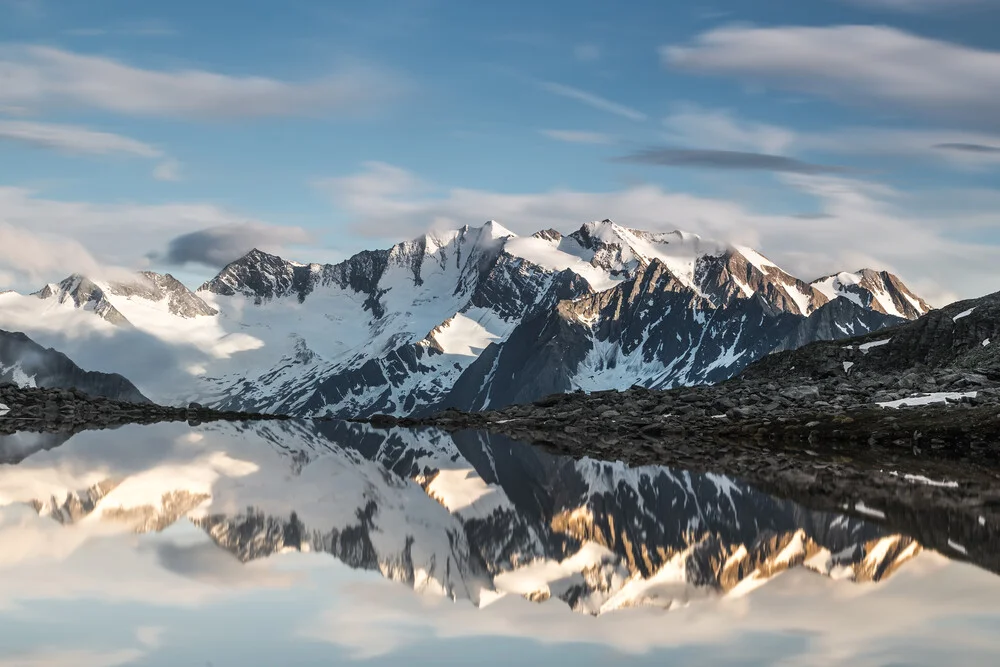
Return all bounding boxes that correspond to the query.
[387,365,1000,464]
[365,367,1000,569]
[0,383,289,435]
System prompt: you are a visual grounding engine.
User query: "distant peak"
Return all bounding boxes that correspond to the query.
[533,228,563,242]
[229,247,287,266]
[481,219,515,239]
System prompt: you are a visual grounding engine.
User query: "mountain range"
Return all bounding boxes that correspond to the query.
[0,220,930,415]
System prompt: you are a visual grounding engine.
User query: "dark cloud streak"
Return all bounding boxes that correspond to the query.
[157,223,312,268]
[934,142,1000,154]
[614,147,847,174]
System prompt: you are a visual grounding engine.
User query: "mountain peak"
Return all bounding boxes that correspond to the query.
[242,247,282,263]
[199,247,307,300]
[33,274,130,326]
[480,219,516,241]
[108,271,217,318]
[811,269,930,320]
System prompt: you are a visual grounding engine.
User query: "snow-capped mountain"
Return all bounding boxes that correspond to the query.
[811,269,931,321]
[34,271,217,325]
[0,220,928,415]
[1,420,926,615]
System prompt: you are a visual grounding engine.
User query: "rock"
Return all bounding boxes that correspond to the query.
[780,385,820,401]
[726,407,753,420]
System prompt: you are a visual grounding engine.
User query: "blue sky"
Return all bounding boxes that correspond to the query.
[0,0,999,302]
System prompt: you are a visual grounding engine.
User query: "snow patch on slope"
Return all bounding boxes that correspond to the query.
[430,313,502,357]
[877,391,977,409]
[952,307,976,322]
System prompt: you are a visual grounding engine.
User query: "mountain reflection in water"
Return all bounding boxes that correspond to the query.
[0,420,998,666]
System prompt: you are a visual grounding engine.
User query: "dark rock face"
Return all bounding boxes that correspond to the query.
[774,297,906,353]
[0,329,150,403]
[696,248,828,316]
[746,289,1000,382]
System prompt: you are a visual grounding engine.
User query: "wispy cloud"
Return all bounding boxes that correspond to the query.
[539,81,646,121]
[662,104,795,154]
[842,0,998,11]
[0,0,44,19]
[660,105,1000,168]
[664,25,1000,130]
[934,142,1000,154]
[573,43,601,62]
[0,119,184,180]
[0,45,406,119]
[0,120,161,157]
[540,129,615,145]
[615,147,846,174]
[152,159,182,182]
[64,19,177,37]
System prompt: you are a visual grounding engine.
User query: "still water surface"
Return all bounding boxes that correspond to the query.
[0,420,997,666]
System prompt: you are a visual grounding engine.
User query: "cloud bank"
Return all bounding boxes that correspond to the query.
[664,25,1000,130]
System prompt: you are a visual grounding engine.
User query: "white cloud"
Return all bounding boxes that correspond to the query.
[0,119,191,180]
[0,120,162,157]
[664,25,1000,130]
[0,648,146,667]
[573,43,601,62]
[540,129,615,145]
[0,187,293,289]
[0,45,405,119]
[0,222,135,287]
[153,159,182,182]
[539,81,647,121]
[662,104,795,154]
[317,161,1000,303]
